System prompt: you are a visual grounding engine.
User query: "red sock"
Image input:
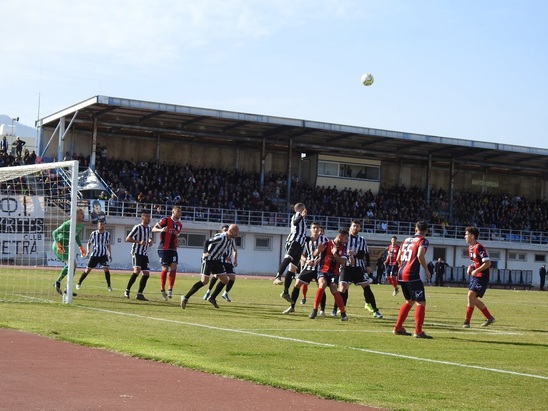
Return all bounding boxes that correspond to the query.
[465,306,474,323]
[480,307,492,319]
[414,304,425,335]
[333,291,345,312]
[313,288,325,309]
[394,303,412,330]
[302,284,308,298]
[160,269,167,290]
[168,269,177,289]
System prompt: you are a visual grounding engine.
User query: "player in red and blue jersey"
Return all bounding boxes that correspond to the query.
[152,206,182,300]
[393,221,433,339]
[309,229,349,321]
[463,226,495,328]
[384,236,400,296]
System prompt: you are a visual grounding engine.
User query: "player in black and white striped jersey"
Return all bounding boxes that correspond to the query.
[338,219,383,319]
[203,225,238,302]
[274,203,308,304]
[180,224,240,309]
[76,220,113,291]
[124,211,153,301]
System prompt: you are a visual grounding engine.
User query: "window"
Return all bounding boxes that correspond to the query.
[179,233,207,248]
[234,236,244,249]
[508,252,526,261]
[534,254,546,263]
[255,236,272,251]
[318,161,339,176]
[318,160,380,181]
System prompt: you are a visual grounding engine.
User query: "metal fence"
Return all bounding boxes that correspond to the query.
[102,201,548,245]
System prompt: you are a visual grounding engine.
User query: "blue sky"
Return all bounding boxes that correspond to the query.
[1,0,547,148]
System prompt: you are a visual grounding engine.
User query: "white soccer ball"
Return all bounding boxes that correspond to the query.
[361,73,374,86]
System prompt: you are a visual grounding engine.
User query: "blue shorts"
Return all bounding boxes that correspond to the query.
[469,276,489,298]
[158,249,178,266]
[400,280,426,302]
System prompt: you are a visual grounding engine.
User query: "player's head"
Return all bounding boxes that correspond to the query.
[465,226,479,244]
[76,208,85,222]
[172,206,182,219]
[221,224,229,232]
[309,221,321,237]
[227,224,239,238]
[294,203,306,213]
[415,221,429,235]
[391,235,397,244]
[334,228,349,245]
[350,219,361,234]
[140,211,151,225]
[97,220,105,231]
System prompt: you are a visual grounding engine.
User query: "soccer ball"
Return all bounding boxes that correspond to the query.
[361,73,374,86]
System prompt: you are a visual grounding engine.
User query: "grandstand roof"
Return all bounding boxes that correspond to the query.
[37,95,548,176]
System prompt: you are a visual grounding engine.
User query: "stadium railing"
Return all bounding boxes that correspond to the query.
[101,201,548,246]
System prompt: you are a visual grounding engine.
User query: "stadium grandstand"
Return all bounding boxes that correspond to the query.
[6,95,548,287]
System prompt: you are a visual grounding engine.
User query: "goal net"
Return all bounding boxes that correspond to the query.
[0,160,80,303]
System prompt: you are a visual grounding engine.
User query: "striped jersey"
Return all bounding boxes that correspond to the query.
[469,242,490,279]
[221,238,237,264]
[345,234,370,269]
[302,234,329,271]
[286,211,307,246]
[203,232,233,261]
[156,217,182,250]
[398,234,429,282]
[88,230,110,257]
[127,224,152,255]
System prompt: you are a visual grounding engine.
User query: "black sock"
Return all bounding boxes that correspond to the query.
[276,257,292,277]
[290,287,300,308]
[126,273,139,291]
[226,279,235,292]
[104,270,111,287]
[283,272,294,293]
[137,274,149,294]
[78,272,88,285]
[208,276,218,291]
[210,281,226,300]
[185,281,205,299]
[363,286,377,311]
[342,289,349,305]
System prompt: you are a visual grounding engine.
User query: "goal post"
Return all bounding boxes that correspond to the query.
[0,160,80,303]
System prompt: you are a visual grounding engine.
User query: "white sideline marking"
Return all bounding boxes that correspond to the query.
[80,305,547,381]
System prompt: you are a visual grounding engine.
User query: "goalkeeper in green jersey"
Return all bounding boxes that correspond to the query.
[52,208,87,295]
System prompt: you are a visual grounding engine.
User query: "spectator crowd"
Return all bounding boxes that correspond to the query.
[2,149,548,234]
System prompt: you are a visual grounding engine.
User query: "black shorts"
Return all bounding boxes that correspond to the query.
[386,264,399,276]
[158,249,178,266]
[87,255,109,268]
[317,271,339,286]
[201,259,226,276]
[296,269,318,285]
[340,266,371,285]
[222,262,235,274]
[284,241,304,264]
[400,280,426,302]
[132,254,150,271]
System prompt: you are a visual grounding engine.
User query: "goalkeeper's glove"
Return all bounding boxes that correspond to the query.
[56,242,65,254]
[79,246,86,256]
